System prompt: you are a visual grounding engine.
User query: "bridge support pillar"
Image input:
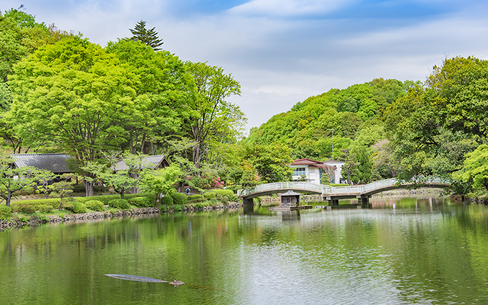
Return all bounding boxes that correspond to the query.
[326,197,339,206]
[358,195,371,208]
[243,198,254,207]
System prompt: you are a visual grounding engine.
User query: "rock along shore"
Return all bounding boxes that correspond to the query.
[0,203,242,231]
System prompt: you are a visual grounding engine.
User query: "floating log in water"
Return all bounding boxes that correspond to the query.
[104,274,168,283]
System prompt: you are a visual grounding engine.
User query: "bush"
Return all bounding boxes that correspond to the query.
[173,204,183,212]
[160,196,173,205]
[203,192,216,200]
[85,200,104,212]
[188,194,205,203]
[171,192,188,205]
[108,199,130,209]
[37,205,53,213]
[128,197,153,207]
[20,205,36,214]
[73,193,156,206]
[61,201,74,211]
[72,202,87,213]
[0,205,11,220]
[11,199,60,212]
[212,189,235,198]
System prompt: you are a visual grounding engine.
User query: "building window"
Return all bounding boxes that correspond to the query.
[293,168,306,176]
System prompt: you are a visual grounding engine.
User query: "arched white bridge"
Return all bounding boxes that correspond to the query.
[239,178,451,205]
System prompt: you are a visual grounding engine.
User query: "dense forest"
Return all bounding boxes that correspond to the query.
[1,8,488,199]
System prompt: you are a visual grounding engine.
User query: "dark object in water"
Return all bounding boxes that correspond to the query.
[104,273,230,292]
[169,279,185,287]
[104,274,167,283]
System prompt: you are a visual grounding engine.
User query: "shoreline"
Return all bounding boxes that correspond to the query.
[0,203,242,231]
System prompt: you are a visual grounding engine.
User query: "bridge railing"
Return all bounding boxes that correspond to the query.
[240,177,450,197]
[328,178,398,194]
[239,182,330,197]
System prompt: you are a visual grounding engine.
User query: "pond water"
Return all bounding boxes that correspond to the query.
[1,196,488,304]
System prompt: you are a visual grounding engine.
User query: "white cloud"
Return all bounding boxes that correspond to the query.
[229,0,357,17]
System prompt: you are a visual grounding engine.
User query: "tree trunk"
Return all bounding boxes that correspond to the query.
[5,190,12,207]
[84,180,94,197]
[57,194,64,210]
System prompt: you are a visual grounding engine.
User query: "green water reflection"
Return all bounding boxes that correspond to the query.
[1,198,488,304]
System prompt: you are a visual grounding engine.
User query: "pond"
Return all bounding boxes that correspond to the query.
[1,196,488,304]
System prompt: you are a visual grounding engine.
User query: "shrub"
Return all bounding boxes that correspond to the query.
[128,197,153,207]
[0,205,11,220]
[37,205,53,213]
[108,199,129,209]
[85,200,104,212]
[72,202,87,213]
[171,192,188,205]
[11,199,61,212]
[173,204,183,212]
[188,194,205,203]
[20,205,36,214]
[61,201,74,211]
[203,192,216,200]
[212,189,235,198]
[160,196,173,205]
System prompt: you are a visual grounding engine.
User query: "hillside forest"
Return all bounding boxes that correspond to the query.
[1,8,488,200]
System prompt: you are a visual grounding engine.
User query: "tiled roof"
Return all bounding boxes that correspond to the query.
[11,154,74,173]
[291,158,336,170]
[114,155,169,171]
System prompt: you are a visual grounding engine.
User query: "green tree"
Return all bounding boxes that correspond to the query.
[242,143,293,183]
[0,152,51,207]
[384,77,477,182]
[48,174,75,210]
[0,14,27,82]
[106,39,194,154]
[185,61,243,168]
[426,56,488,140]
[129,20,163,51]
[34,170,56,199]
[8,36,140,196]
[83,152,149,199]
[140,164,183,204]
[454,144,488,191]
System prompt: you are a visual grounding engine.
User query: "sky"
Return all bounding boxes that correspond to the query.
[3,0,488,133]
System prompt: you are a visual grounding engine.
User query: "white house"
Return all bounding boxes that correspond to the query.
[290,158,337,185]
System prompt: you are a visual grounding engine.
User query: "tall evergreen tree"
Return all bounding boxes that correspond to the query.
[129,20,163,51]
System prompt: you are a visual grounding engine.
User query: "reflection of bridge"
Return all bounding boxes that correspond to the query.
[240,178,450,206]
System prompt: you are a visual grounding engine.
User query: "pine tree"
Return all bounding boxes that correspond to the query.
[129,20,163,51]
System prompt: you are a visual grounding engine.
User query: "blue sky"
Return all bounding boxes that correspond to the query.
[3,0,488,133]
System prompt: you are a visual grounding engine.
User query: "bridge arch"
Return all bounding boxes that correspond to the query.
[240,178,451,205]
